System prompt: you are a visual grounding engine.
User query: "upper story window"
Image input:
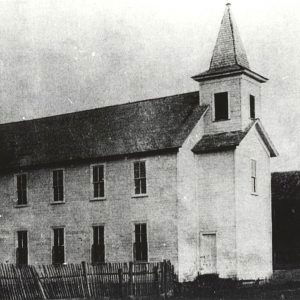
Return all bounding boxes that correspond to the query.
[250,95,255,119]
[134,161,146,195]
[16,174,27,205]
[92,165,105,199]
[53,170,64,202]
[251,159,257,194]
[214,92,229,121]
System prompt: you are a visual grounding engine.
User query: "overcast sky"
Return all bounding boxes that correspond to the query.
[0,0,299,171]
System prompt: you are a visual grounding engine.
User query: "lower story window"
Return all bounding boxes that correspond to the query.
[16,231,28,265]
[52,228,65,264]
[134,223,148,262]
[91,226,105,264]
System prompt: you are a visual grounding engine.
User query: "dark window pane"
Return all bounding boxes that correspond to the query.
[99,182,105,197]
[93,166,98,183]
[134,162,140,179]
[141,178,147,194]
[99,166,104,180]
[250,95,255,119]
[140,162,146,178]
[135,179,140,194]
[21,175,27,190]
[93,183,98,198]
[214,92,228,121]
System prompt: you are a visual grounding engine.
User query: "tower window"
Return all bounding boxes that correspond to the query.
[251,159,257,194]
[214,92,229,121]
[250,95,255,119]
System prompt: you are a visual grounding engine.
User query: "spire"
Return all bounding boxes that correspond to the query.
[209,3,249,70]
[192,3,268,83]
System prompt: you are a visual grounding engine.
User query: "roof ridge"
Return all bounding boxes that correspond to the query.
[0,91,199,127]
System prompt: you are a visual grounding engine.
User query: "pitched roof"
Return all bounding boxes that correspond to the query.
[192,119,278,157]
[192,129,248,154]
[210,3,249,70]
[192,4,267,83]
[0,91,208,172]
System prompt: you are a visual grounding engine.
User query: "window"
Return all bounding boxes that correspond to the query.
[134,161,146,195]
[250,95,255,119]
[251,159,257,193]
[91,226,105,264]
[92,165,105,198]
[214,92,229,121]
[16,174,27,205]
[53,170,64,202]
[52,228,64,264]
[16,231,28,265]
[134,223,148,262]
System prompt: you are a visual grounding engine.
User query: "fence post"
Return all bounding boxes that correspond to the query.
[118,268,123,298]
[30,266,47,300]
[81,261,91,298]
[163,260,167,299]
[153,265,159,296]
[129,261,133,296]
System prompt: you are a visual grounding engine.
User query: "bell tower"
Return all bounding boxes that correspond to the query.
[192,3,268,135]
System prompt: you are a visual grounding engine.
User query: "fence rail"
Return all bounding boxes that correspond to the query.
[0,260,175,300]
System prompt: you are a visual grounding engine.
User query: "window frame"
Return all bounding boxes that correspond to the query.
[52,169,65,203]
[90,164,106,201]
[251,159,258,195]
[91,224,105,264]
[133,222,148,262]
[16,230,28,265]
[52,226,65,265]
[132,160,147,197]
[250,94,256,119]
[213,91,230,122]
[15,173,28,206]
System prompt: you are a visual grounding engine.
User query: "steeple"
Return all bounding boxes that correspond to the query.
[210,3,249,70]
[192,3,267,83]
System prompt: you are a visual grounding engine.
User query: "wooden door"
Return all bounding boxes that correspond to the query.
[200,233,217,274]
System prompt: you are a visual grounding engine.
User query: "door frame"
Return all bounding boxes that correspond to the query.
[199,231,218,274]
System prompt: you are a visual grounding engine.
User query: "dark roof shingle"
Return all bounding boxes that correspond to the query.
[192,130,248,154]
[0,91,207,172]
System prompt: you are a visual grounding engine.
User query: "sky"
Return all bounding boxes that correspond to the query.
[0,0,299,171]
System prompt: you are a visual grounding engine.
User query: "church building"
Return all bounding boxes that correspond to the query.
[0,4,277,280]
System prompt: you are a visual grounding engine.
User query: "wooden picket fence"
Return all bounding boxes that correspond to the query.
[0,260,176,299]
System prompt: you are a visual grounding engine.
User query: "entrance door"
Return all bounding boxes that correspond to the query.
[200,233,217,274]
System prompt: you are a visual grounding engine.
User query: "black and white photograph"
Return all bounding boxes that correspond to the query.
[0,0,299,299]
